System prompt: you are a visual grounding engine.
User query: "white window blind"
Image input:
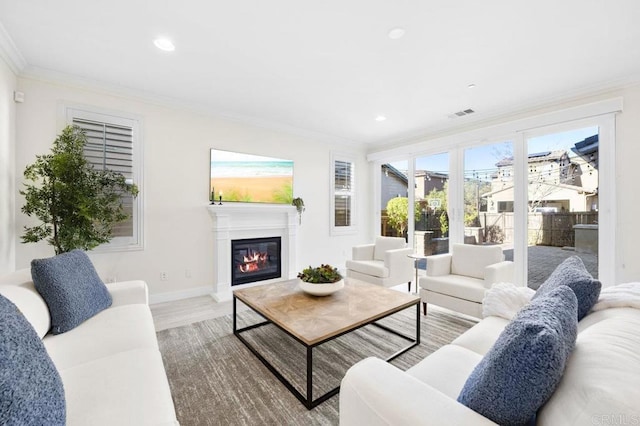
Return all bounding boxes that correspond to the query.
[334,160,353,227]
[330,152,357,235]
[72,118,134,238]
[66,106,143,251]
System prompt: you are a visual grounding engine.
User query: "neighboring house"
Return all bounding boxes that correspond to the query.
[415,170,448,202]
[484,145,598,213]
[380,164,408,209]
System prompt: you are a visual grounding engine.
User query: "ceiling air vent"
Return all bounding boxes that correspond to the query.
[448,108,475,119]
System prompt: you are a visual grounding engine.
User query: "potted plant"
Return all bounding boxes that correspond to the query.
[292,197,305,225]
[20,125,139,255]
[297,264,344,296]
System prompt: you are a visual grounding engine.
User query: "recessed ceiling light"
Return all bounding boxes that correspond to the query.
[154,38,175,52]
[375,115,387,122]
[388,28,405,40]
[468,83,476,89]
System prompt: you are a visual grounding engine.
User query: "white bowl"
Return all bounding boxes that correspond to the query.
[298,278,344,296]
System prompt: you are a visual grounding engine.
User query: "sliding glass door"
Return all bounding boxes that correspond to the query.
[414,153,449,255]
[524,126,599,288]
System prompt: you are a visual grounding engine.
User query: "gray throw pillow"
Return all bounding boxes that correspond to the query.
[0,294,66,425]
[457,285,578,426]
[533,255,601,320]
[31,249,112,334]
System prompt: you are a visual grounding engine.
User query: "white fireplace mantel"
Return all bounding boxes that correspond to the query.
[207,204,298,301]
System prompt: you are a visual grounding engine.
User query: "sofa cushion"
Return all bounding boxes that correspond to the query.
[421,274,487,303]
[450,315,510,356]
[373,236,405,261]
[0,284,51,338]
[59,348,177,426]
[538,308,640,425]
[0,294,65,425]
[450,244,503,279]
[407,345,482,399]
[533,255,601,321]
[31,249,112,334]
[43,304,159,371]
[457,285,578,426]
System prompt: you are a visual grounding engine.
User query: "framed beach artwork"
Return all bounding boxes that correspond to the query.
[210,149,294,204]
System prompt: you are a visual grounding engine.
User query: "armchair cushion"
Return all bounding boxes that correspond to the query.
[373,236,406,261]
[451,244,503,279]
[421,275,487,303]
[344,260,389,278]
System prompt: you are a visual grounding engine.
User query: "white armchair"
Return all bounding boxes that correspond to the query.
[346,236,414,291]
[418,243,513,318]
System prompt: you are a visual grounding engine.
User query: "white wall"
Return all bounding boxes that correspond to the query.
[613,84,640,284]
[13,77,372,301]
[0,57,16,276]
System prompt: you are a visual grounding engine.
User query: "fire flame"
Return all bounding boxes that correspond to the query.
[238,250,269,273]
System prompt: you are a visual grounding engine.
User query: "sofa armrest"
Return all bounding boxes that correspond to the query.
[340,357,497,426]
[426,253,453,277]
[352,244,375,261]
[106,280,149,307]
[483,261,514,288]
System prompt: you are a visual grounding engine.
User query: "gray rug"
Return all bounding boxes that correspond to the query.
[157,306,477,426]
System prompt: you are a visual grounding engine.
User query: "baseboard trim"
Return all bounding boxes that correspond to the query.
[149,285,214,305]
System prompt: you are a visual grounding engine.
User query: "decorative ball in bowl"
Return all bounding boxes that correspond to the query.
[297,264,344,296]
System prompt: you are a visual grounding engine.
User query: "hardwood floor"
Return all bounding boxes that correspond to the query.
[150,295,247,332]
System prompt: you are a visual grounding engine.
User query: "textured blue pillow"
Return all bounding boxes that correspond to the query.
[31,249,112,334]
[457,285,578,426]
[0,294,66,425]
[533,255,601,320]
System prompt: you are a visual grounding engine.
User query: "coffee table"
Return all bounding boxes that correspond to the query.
[233,278,420,409]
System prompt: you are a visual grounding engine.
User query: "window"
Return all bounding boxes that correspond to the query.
[66,106,143,251]
[331,152,356,235]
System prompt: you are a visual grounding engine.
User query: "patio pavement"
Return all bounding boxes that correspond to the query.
[503,245,598,290]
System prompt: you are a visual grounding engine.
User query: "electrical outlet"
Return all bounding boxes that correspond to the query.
[160,272,168,281]
[185,269,192,279]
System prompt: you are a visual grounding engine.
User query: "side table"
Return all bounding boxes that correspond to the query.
[407,253,428,294]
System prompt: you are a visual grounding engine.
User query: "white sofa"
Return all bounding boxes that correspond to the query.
[0,269,178,426]
[346,236,414,290]
[419,244,513,318]
[340,305,640,425]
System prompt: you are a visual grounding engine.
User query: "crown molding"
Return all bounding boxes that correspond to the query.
[19,65,365,149]
[0,21,26,74]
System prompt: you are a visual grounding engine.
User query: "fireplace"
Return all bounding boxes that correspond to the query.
[231,237,282,286]
[208,204,297,301]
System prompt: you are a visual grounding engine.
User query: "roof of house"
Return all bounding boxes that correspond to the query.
[495,150,568,167]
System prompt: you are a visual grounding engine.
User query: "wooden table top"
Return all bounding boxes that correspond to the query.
[233,278,419,346]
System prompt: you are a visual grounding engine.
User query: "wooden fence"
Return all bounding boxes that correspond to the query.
[381,210,598,248]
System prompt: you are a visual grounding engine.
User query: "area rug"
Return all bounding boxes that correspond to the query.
[157,306,476,426]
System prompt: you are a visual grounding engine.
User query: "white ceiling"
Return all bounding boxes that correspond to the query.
[1,1,640,146]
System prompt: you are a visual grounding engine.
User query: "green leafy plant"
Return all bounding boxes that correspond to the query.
[292,197,305,224]
[20,125,139,255]
[386,196,420,236]
[297,264,342,284]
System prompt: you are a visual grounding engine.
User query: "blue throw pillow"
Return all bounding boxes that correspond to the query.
[533,255,601,320]
[457,285,578,426]
[31,249,112,334]
[0,294,66,425]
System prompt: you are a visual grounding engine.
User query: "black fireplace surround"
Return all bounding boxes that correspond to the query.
[231,237,282,286]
